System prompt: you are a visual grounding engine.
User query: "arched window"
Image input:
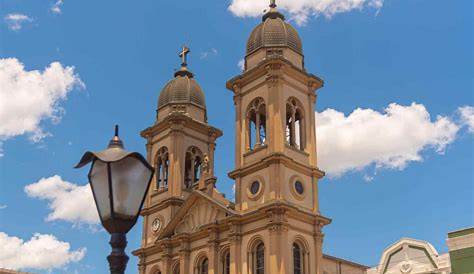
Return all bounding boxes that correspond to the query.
[155,147,169,189]
[172,262,180,274]
[255,242,265,274]
[293,243,303,274]
[199,258,209,274]
[221,249,230,274]
[246,98,266,150]
[185,146,203,188]
[286,98,305,150]
[247,240,265,274]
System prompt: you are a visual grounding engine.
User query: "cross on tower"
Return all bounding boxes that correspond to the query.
[270,0,276,8]
[179,46,190,67]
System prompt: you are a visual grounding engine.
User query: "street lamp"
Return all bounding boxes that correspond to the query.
[75,125,154,274]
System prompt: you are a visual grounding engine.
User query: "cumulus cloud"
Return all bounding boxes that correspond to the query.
[25,175,99,225]
[316,103,460,177]
[238,59,245,71]
[0,58,83,156]
[228,0,383,25]
[51,0,64,14]
[4,13,33,31]
[459,106,474,133]
[0,205,6,210]
[0,232,85,271]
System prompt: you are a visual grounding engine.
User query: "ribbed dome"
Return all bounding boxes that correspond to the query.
[158,74,206,110]
[246,11,302,56]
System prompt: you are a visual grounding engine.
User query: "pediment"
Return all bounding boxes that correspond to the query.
[175,199,227,234]
[157,190,237,239]
[378,238,439,274]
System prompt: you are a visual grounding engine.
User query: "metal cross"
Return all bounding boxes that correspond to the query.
[179,46,190,66]
[270,0,276,8]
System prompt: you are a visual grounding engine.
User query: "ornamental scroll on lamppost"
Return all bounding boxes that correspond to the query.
[75,125,154,274]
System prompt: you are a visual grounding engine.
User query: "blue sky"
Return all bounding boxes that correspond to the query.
[0,0,473,273]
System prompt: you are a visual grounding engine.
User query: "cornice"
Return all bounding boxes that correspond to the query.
[141,112,223,141]
[228,152,325,179]
[140,197,185,216]
[226,57,323,94]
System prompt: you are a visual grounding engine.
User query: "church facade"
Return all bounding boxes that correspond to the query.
[132,2,367,274]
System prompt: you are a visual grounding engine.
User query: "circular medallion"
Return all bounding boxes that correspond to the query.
[250,181,260,195]
[151,218,162,232]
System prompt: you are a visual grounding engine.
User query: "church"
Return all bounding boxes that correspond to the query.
[132,2,369,274]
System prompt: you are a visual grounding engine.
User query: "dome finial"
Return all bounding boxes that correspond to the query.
[263,0,284,21]
[175,45,194,78]
[179,45,190,68]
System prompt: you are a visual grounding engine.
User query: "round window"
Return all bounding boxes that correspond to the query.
[250,181,260,195]
[295,181,304,195]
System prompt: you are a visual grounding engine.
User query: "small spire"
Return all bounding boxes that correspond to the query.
[175,45,194,78]
[270,0,276,8]
[108,124,124,148]
[114,124,119,137]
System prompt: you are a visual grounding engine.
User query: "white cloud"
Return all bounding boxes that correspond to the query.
[228,0,383,25]
[238,59,245,71]
[0,232,85,271]
[316,103,460,177]
[0,58,83,155]
[4,13,33,31]
[0,205,6,209]
[459,106,474,133]
[25,175,99,225]
[200,48,218,59]
[51,0,64,14]
[362,174,374,182]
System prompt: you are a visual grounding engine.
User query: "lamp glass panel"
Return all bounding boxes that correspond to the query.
[110,157,152,219]
[89,160,111,221]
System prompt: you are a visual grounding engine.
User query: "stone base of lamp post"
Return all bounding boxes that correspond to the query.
[107,233,129,274]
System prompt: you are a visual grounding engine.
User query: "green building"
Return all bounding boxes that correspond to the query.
[447,227,474,274]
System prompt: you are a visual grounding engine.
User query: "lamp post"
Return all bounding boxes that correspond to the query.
[75,125,154,274]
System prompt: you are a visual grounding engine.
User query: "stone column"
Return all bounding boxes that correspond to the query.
[208,141,216,176]
[232,86,243,167]
[169,124,184,197]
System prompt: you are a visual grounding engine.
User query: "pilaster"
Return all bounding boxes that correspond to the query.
[314,222,325,274]
[208,227,220,274]
[267,207,289,274]
[179,237,190,274]
[229,221,242,274]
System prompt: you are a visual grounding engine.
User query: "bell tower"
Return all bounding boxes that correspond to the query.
[226,3,330,274]
[139,46,222,250]
[227,2,324,214]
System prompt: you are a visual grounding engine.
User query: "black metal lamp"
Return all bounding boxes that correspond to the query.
[75,125,154,274]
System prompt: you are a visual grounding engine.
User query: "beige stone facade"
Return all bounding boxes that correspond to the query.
[132,3,367,274]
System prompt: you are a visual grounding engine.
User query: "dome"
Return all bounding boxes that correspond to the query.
[246,9,302,56]
[158,70,206,110]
